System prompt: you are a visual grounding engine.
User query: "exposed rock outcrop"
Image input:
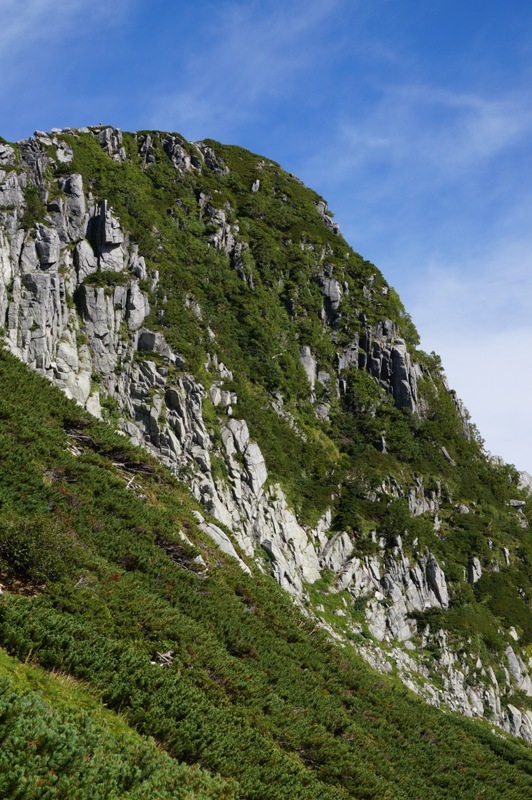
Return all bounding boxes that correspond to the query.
[321,533,448,642]
[1,127,530,744]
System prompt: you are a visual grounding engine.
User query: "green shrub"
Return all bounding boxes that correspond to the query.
[20,184,46,228]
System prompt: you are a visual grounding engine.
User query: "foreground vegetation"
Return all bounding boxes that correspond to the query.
[1,349,532,798]
[2,124,532,797]
[0,649,230,799]
[45,127,532,663]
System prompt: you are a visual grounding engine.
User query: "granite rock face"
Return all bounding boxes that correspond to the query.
[321,532,448,643]
[1,127,531,743]
[0,169,26,207]
[98,127,127,162]
[0,131,325,597]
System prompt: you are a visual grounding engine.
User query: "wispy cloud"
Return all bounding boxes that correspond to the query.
[404,236,532,471]
[0,0,82,49]
[148,0,344,138]
[0,0,130,65]
[407,246,532,367]
[312,83,532,187]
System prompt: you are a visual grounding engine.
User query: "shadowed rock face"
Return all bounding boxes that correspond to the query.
[0,169,26,207]
[0,125,531,742]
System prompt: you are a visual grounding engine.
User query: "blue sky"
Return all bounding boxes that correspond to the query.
[3,0,532,470]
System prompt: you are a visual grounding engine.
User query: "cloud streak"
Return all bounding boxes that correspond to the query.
[147,0,344,138]
[404,236,532,471]
[312,83,532,189]
[0,0,125,51]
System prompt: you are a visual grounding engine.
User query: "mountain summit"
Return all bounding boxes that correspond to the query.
[0,126,532,796]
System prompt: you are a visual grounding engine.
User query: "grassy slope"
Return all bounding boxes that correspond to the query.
[1,350,532,799]
[50,129,532,665]
[0,648,231,799]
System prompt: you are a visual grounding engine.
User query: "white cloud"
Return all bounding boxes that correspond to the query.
[392,85,532,166]
[431,328,532,473]
[308,83,532,191]
[405,239,532,472]
[0,0,130,64]
[407,235,532,336]
[148,0,344,138]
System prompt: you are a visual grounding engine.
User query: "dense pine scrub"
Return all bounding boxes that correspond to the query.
[1,349,532,798]
[0,649,231,799]
[60,129,530,526]
[58,130,425,525]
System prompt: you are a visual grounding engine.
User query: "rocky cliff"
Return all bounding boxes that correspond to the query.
[1,126,532,741]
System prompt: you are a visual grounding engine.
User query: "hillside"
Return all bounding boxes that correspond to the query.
[0,126,532,795]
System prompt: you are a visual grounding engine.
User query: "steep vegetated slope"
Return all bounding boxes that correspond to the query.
[0,647,228,800]
[0,126,532,785]
[0,348,532,799]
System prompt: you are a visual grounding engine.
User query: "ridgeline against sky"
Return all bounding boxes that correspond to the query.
[2,124,532,791]
[2,0,532,469]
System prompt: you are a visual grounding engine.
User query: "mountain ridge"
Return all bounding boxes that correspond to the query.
[0,298,531,798]
[1,124,532,778]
